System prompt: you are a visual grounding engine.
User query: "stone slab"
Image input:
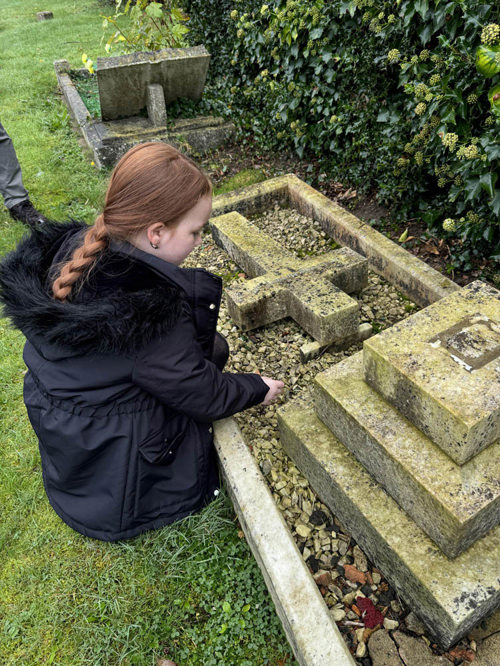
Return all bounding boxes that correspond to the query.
[314,352,500,557]
[278,400,500,649]
[363,281,500,465]
[299,322,373,362]
[213,417,356,666]
[210,211,367,345]
[97,46,210,120]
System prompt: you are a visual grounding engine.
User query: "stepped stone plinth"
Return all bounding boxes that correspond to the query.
[314,352,500,558]
[278,401,500,650]
[210,211,368,345]
[363,281,499,465]
[277,281,500,648]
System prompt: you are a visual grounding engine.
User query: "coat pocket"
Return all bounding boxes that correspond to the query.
[138,427,185,466]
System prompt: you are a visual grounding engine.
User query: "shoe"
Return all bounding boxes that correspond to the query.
[8,199,47,229]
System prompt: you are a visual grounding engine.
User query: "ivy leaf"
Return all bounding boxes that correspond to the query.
[479,172,498,199]
[310,27,324,40]
[414,0,429,20]
[491,191,500,217]
[464,178,482,202]
[419,23,432,45]
[483,225,495,242]
[441,106,456,125]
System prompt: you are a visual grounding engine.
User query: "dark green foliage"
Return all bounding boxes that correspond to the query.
[183,0,499,266]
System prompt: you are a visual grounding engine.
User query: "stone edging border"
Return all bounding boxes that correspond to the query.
[214,417,356,666]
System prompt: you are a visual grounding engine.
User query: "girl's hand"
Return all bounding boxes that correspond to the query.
[260,377,285,405]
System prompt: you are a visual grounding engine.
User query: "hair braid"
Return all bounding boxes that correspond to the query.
[52,214,109,302]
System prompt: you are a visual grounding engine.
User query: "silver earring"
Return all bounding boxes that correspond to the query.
[150,242,159,250]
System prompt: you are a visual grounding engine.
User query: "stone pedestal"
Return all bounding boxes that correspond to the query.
[364,282,500,464]
[278,281,500,648]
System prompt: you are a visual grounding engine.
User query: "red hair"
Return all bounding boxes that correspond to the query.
[52,142,212,301]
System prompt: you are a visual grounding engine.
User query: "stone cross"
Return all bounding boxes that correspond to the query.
[210,211,368,346]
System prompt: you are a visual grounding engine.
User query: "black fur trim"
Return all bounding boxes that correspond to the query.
[0,221,183,355]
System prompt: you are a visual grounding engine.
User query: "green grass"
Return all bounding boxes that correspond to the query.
[0,2,296,663]
[214,169,268,196]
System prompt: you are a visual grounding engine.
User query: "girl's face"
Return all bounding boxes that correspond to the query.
[153,195,212,266]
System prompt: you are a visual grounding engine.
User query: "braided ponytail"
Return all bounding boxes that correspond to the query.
[52,214,108,302]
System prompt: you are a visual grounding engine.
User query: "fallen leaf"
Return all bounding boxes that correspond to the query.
[351,603,362,617]
[363,627,377,642]
[356,597,384,629]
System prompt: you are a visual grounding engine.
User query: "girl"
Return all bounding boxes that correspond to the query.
[0,142,284,541]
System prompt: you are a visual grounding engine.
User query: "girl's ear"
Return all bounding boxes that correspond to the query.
[146,222,170,247]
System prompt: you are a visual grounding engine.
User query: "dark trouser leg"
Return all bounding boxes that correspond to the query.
[212,332,229,370]
[0,121,29,209]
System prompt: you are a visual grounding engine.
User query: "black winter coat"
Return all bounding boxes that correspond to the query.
[0,222,268,541]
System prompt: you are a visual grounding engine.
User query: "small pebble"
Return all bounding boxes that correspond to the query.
[384,618,399,631]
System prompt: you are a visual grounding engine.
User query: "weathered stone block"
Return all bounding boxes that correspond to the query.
[97,46,210,121]
[363,281,500,464]
[277,400,500,649]
[210,211,368,345]
[314,352,500,557]
[146,83,167,126]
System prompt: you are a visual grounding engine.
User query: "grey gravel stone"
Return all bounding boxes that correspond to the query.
[368,630,404,666]
[384,619,400,631]
[405,611,427,636]
[353,544,368,572]
[474,632,500,666]
[393,631,450,665]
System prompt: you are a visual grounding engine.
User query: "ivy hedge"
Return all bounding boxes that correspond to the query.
[183,0,499,268]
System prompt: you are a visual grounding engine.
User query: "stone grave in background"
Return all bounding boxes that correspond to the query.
[210,211,368,352]
[54,46,234,167]
[278,280,500,649]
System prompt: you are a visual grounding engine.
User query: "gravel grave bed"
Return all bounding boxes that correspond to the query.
[184,205,479,665]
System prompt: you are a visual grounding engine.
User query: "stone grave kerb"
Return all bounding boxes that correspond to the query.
[210,211,368,346]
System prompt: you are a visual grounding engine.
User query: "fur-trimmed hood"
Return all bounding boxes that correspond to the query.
[0,221,186,359]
